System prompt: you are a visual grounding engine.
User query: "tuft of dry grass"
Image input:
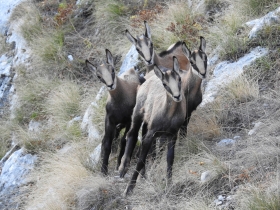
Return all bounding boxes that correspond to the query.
[149,1,206,51]
[46,81,81,122]
[24,144,90,209]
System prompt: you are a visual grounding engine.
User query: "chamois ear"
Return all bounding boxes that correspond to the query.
[199,36,206,52]
[181,42,191,60]
[172,56,180,74]
[144,21,152,40]
[105,49,114,67]
[154,65,164,80]
[125,29,137,45]
[85,59,97,73]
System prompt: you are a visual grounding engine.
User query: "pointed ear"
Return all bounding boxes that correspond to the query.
[173,56,180,74]
[154,65,164,80]
[182,42,191,59]
[105,49,114,66]
[199,36,206,52]
[85,59,97,73]
[125,29,137,45]
[144,21,151,40]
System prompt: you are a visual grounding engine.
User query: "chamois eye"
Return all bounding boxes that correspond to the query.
[178,78,181,82]
[163,83,167,87]
[97,75,101,79]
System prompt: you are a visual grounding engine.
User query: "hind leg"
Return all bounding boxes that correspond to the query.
[116,122,130,170]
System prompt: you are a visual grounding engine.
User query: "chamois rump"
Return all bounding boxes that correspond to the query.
[125,21,190,73]
[119,38,208,196]
[85,49,143,175]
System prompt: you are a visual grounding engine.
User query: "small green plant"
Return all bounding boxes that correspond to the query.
[243,0,279,16]
[106,2,127,18]
[250,24,280,49]
[246,191,280,210]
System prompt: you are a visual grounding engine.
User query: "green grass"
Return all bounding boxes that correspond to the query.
[243,0,280,16]
[248,194,280,210]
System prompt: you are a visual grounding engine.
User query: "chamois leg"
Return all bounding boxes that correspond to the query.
[136,123,148,158]
[124,131,154,196]
[119,115,142,178]
[101,116,116,175]
[166,134,177,184]
[116,122,130,170]
[139,123,148,178]
[112,123,125,154]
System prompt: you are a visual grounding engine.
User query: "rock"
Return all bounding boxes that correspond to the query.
[0,148,37,208]
[218,195,225,201]
[233,136,241,140]
[28,120,42,133]
[246,6,280,39]
[81,86,106,142]
[68,54,73,61]
[248,122,265,136]
[118,45,139,76]
[201,170,213,183]
[217,138,236,147]
[214,199,223,206]
[68,116,82,127]
[89,143,101,166]
[201,47,268,106]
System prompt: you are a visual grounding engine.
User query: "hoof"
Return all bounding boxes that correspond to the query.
[123,185,134,197]
[119,157,130,178]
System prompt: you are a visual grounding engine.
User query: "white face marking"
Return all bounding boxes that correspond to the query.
[98,65,116,90]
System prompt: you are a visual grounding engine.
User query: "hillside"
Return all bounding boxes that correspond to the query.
[0,0,280,209]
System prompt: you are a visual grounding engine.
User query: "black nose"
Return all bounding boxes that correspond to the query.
[146,59,153,65]
[174,94,181,100]
[107,83,114,89]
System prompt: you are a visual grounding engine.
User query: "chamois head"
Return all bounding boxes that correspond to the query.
[154,57,182,102]
[125,21,154,66]
[182,37,207,79]
[86,49,117,91]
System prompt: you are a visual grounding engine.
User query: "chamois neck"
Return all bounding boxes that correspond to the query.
[163,91,183,117]
[146,51,159,73]
[108,76,124,101]
[182,67,202,96]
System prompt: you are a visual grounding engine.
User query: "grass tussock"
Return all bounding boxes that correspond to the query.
[149,1,206,51]
[14,75,58,125]
[24,144,90,209]
[242,0,280,16]
[0,121,12,158]
[46,81,81,122]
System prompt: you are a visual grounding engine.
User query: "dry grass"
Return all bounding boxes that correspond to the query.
[5,0,280,209]
[24,144,90,209]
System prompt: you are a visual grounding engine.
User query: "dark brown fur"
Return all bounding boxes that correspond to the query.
[86,49,141,175]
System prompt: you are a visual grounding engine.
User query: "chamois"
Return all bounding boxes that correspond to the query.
[85,49,142,175]
[180,36,208,136]
[119,57,186,195]
[119,38,207,196]
[125,21,190,73]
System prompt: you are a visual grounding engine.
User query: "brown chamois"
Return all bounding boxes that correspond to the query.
[125,21,190,73]
[85,49,142,175]
[180,36,207,136]
[119,57,187,195]
[119,38,208,195]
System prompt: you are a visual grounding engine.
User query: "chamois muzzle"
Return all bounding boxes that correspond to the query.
[107,83,114,90]
[173,94,182,102]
